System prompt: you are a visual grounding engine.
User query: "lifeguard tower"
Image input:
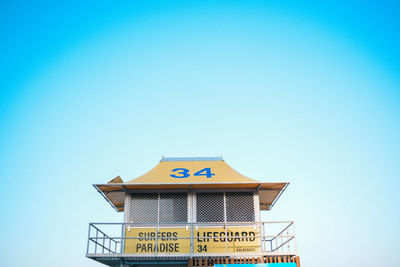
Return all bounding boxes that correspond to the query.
[86,157,300,266]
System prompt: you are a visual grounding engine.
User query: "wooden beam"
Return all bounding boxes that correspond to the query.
[296,256,301,267]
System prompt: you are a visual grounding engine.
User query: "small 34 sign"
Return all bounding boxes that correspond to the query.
[170,168,215,178]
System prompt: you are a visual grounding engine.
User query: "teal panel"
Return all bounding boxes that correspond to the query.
[214,264,297,267]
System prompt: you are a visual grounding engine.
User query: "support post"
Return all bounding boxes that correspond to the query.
[296,256,301,267]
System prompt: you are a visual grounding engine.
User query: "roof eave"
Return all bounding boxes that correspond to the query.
[94,182,288,212]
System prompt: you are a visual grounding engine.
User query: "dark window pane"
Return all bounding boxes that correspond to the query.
[196,192,224,222]
[129,193,158,223]
[226,192,254,222]
[159,193,188,223]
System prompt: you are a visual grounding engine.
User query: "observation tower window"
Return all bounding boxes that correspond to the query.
[128,192,188,223]
[129,193,158,223]
[196,192,255,223]
[196,192,225,222]
[226,192,255,222]
[159,192,188,223]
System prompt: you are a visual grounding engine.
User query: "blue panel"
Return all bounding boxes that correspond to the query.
[214,263,297,267]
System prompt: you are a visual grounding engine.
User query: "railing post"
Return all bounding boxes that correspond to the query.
[258,222,263,252]
[120,223,125,254]
[190,223,194,254]
[293,221,297,253]
[95,229,98,254]
[263,222,266,252]
[87,223,91,254]
[225,222,228,253]
[155,224,159,253]
[102,232,105,254]
[295,256,301,267]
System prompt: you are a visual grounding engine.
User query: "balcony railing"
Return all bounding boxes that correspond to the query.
[86,221,297,258]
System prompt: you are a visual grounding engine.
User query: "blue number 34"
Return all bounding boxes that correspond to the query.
[194,168,215,178]
[170,168,215,178]
[170,168,190,178]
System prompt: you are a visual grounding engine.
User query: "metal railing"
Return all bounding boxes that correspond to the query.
[86,221,297,257]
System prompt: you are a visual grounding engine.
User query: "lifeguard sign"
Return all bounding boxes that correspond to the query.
[87,157,300,267]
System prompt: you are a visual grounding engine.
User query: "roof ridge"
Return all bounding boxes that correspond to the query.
[160,156,223,162]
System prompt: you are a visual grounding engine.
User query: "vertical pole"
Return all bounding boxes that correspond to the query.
[225,222,228,254]
[260,222,263,252]
[295,256,301,267]
[156,193,160,253]
[121,223,125,254]
[191,222,194,254]
[189,191,198,255]
[190,190,194,255]
[87,223,91,254]
[102,232,105,254]
[155,224,159,253]
[122,192,130,255]
[263,222,266,252]
[257,222,261,252]
[95,229,98,254]
[223,192,228,253]
[293,221,298,254]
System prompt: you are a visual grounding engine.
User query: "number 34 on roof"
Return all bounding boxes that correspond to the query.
[170,168,215,178]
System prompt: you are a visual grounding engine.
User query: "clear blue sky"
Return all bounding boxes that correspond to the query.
[1,1,399,266]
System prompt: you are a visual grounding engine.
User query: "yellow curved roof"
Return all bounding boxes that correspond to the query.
[128,157,258,184]
[94,157,288,212]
